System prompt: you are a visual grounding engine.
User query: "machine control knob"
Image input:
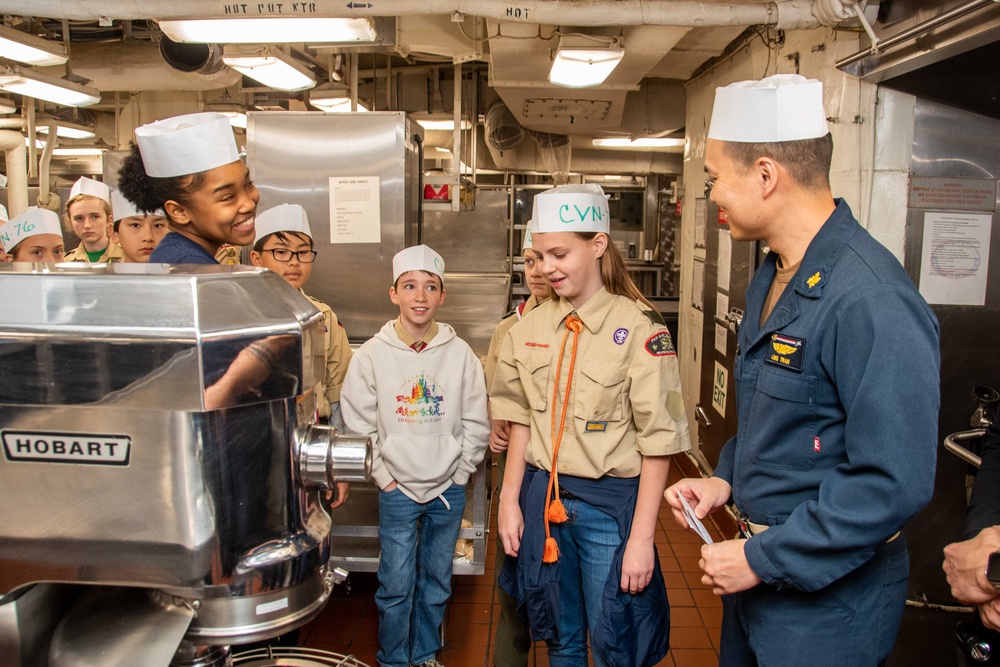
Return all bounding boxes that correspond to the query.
[297,423,372,490]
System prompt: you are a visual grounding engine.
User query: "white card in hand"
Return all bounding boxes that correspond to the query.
[677,491,713,544]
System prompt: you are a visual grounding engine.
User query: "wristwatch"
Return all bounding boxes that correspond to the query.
[986,551,1000,590]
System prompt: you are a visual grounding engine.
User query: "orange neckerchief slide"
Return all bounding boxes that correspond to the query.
[543,315,584,564]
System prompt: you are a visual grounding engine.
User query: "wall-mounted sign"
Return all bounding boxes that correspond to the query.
[909,177,997,212]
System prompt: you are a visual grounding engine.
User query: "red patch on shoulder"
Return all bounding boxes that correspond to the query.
[644,331,675,357]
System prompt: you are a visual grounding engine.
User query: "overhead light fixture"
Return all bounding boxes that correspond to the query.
[549,36,624,89]
[412,113,472,131]
[204,98,249,129]
[592,137,685,148]
[222,45,316,92]
[309,84,368,112]
[0,24,68,67]
[159,17,377,44]
[36,119,97,140]
[28,138,106,157]
[0,67,101,107]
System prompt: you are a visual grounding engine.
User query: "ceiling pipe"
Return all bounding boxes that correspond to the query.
[5,1,823,30]
[0,130,29,217]
[36,123,59,213]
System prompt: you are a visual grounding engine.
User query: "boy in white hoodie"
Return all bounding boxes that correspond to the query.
[341,244,489,667]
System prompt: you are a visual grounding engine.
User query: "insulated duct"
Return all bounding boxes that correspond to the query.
[65,42,241,91]
[159,37,226,74]
[6,1,829,30]
[484,102,524,152]
[0,130,28,217]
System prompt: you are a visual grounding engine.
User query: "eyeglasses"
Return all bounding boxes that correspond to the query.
[262,248,318,263]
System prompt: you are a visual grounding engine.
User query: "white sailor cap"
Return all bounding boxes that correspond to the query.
[111,189,163,222]
[135,112,240,178]
[531,183,610,234]
[393,244,445,282]
[254,203,312,246]
[0,207,63,253]
[708,74,828,143]
[69,176,111,203]
[0,203,8,223]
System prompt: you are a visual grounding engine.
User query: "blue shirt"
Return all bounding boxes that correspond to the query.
[715,199,940,592]
[149,232,219,264]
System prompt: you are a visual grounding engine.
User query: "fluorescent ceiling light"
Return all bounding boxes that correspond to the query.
[222,45,315,92]
[413,116,472,131]
[159,17,377,44]
[0,24,68,67]
[592,137,685,148]
[0,67,101,107]
[28,138,106,157]
[36,120,97,140]
[549,43,624,88]
[311,96,368,113]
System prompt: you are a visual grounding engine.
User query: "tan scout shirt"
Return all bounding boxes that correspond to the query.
[63,241,124,263]
[490,288,690,479]
[304,292,353,415]
[483,294,541,392]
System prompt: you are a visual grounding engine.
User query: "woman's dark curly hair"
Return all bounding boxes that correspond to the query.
[116,143,208,216]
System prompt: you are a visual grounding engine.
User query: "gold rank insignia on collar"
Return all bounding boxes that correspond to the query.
[807,271,821,288]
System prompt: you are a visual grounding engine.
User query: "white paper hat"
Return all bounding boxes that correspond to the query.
[135,112,240,178]
[254,203,312,246]
[111,189,164,222]
[522,225,533,253]
[0,207,63,253]
[708,74,828,143]
[69,176,111,203]
[531,183,610,234]
[393,244,445,282]
[0,203,8,223]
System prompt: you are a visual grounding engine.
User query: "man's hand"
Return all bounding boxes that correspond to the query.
[700,539,762,595]
[980,597,1000,633]
[944,526,1000,605]
[489,418,511,453]
[665,477,732,530]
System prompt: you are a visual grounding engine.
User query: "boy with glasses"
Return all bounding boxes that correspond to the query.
[250,204,353,496]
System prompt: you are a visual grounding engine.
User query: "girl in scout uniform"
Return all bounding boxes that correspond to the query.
[62,177,124,263]
[109,190,168,263]
[1,207,65,262]
[490,184,691,667]
[484,225,550,667]
[117,112,258,264]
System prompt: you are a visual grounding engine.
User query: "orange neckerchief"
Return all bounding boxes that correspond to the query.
[543,315,583,564]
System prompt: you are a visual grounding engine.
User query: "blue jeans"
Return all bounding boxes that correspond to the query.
[376,483,466,667]
[547,497,620,667]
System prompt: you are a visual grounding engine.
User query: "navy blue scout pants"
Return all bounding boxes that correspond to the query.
[720,535,909,666]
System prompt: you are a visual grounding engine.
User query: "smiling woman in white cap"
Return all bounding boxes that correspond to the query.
[116,112,259,264]
[62,176,124,263]
[664,73,939,667]
[489,183,691,667]
[2,207,65,262]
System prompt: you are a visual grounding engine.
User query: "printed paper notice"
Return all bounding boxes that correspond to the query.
[714,322,728,355]
[712,360,727,417]
[329,177,380,244]
[919,212,992,306]
[718,229,732,292]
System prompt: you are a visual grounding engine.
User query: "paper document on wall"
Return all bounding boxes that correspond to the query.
[919,211,992,306]
[329,176,381,244]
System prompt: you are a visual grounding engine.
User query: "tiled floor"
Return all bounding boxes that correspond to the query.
[296,454,725,667]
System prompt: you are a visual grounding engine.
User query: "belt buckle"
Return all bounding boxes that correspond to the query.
[736,509,753,539]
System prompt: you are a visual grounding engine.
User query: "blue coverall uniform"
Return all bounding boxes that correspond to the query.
[713,199,940,666]
[149,231,219,264]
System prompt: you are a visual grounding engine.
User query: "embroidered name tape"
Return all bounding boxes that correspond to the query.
[585,421,608,432]
[766,333,805,371]
[644,331,676,357]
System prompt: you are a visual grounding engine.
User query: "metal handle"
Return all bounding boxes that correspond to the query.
[944,428,986,469]
[695,404,712,428]
[725,307,744,335]
[297,423,372,490]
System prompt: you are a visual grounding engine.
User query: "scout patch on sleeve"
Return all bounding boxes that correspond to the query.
[644,331,675,357]
[766,333,805,371]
